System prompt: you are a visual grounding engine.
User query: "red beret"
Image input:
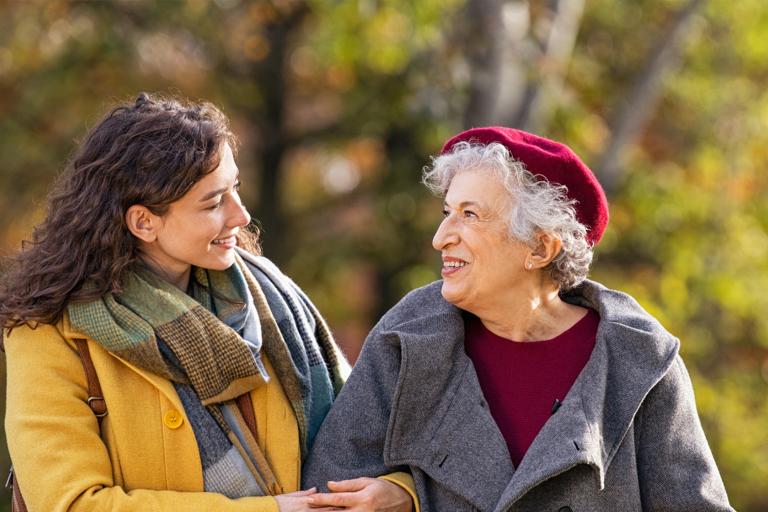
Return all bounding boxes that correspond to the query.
[441,126,609,247]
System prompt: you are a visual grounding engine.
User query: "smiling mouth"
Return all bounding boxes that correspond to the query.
[211,235,237,247]
[442,258,469,276]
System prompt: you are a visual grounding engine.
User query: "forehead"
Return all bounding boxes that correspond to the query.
[191,143,238,189]
[445,169,509,207]
[211,142,238,179]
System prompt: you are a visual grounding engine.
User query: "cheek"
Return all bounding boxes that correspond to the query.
[473,240,513,279]
[164,216,218,250]
[192,214,222,239]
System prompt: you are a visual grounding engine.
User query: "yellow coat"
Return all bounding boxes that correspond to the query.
[5,314,297,512]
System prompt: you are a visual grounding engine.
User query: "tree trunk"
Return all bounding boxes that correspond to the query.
[509,0,585,132]
[596,0,706,194]
[463,0,506,128]
[251,5,309,265]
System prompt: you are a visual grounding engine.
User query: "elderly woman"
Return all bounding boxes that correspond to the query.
[303,127,733,511]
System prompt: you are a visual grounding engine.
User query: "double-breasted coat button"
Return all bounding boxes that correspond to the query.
[557,507,573,512]
[163,409,184,429]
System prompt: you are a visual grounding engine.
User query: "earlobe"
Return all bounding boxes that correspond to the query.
[125,205,158,243]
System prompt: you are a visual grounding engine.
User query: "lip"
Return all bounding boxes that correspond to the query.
[441,256,469,278]
[211,234,237,250]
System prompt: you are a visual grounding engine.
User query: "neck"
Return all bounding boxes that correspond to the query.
[139,257,191,291]
[470,279,586,342]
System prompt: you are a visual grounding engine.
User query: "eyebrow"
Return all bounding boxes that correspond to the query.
[443,200,483,209]
[199,173,240,202]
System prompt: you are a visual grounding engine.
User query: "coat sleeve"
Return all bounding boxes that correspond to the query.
[4,324,279,512]
[302,319,406,488]
[634,355,734,512]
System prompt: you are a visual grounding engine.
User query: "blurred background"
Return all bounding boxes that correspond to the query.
[0,0,766,509]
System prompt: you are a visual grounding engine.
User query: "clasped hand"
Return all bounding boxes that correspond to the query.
[275,477,414,512]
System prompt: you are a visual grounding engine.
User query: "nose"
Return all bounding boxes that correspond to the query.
[228,195,251,228]
[432,215,459,251]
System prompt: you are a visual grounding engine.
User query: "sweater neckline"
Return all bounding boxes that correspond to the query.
[467,308,599,346]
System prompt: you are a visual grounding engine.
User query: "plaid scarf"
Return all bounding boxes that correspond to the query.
[67,250,348,497]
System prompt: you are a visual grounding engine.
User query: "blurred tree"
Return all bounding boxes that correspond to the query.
[462,0,505,127]
[506,0,586,132]
[570,0,768,507]
[596,0,707,193]
[0,0,766,510]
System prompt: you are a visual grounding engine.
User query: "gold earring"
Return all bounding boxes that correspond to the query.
[526,262,532,270]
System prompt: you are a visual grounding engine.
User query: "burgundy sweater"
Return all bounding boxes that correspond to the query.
[464,309,599,467]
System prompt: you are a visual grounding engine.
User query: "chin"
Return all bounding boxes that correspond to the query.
[440,283,464,307]
[200,254,236,271]
[441,283,480,313]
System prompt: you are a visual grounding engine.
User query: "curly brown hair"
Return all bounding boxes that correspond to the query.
[0,92,260,335]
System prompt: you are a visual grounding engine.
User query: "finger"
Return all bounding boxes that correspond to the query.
[309,491,360,508]
[326,477,373,492]
[283,487,317,497]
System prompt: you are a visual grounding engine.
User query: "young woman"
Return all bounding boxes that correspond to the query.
[1,93,414,512]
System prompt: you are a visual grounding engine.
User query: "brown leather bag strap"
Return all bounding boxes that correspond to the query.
[6,338,108,511]
[235,393,258,440]
[234,393,283,495]
[72,338,108,425]
[9,468,27,512]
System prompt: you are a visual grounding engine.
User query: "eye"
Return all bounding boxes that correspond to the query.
[441,209,450,217]
[463,209,478,218]
[207,199,224,210]
[233,180,242,191]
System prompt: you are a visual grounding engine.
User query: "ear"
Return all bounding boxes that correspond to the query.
[526,231,562,270]
[125,205,161,243]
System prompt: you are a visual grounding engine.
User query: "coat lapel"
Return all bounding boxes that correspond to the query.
[381,308,515,512]
[492,362,603,510]
[495,280,680,510]
[107,350,187,412]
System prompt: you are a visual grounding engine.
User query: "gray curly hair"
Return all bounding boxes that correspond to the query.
[422,141,592,290]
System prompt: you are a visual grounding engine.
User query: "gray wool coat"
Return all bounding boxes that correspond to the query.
[303,280,734,512]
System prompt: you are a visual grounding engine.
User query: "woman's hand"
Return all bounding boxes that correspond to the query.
[275,488,338,512]
[308,477,414,511]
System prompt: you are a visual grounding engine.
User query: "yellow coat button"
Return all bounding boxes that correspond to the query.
[163,409,184,429]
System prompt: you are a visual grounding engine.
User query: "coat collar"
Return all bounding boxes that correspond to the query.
[381,300,513,511]
[379,280,679,510]
[59,312,186,413]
